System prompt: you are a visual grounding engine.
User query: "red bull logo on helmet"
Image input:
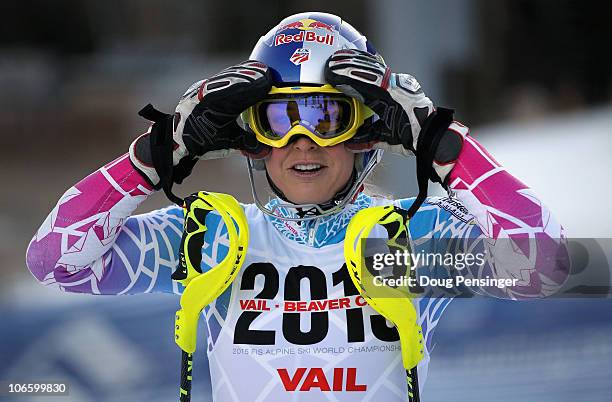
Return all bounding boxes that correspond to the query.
[274,31,334,47]
[274,18,336,46]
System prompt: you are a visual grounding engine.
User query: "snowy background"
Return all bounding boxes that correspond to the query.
[2,1,612,401]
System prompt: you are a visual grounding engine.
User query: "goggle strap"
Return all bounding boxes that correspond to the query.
[408,107,454,218]
[138,103,183,206]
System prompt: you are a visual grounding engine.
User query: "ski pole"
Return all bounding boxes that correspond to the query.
[344,205,424,402]
[171,191,249,402]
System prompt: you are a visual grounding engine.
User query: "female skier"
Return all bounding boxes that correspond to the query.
[26,12,567,402]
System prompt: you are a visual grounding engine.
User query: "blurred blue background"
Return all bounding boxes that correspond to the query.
[2,0,612,401]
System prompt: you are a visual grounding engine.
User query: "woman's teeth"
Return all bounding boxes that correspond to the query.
[293,164,322,171]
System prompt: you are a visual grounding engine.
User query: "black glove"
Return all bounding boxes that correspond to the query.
[130,60,273,204]
[178,60,273,158]
[326,49,465,217]
[325,49,438,153]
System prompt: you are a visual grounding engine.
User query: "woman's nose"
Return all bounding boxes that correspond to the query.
[292,135,318,151]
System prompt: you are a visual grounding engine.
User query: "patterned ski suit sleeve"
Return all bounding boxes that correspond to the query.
[399,122,569,300]
[25,153,231,295]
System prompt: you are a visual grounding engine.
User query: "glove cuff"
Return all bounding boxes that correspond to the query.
[129,132,160,188]
[431,122,468,182]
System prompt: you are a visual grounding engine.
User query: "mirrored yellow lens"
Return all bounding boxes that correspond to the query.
[246,85,372,148]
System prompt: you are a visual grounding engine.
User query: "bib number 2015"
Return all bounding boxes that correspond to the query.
[233,263,399,345]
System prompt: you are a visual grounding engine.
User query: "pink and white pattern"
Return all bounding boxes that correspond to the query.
[447,124,568,298]
[26,154,154,293]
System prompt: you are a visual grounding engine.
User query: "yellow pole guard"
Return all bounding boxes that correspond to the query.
[344,205,424,370]
[175,191,249,354]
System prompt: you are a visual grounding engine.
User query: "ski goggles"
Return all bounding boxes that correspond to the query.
[244,85,374,147]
